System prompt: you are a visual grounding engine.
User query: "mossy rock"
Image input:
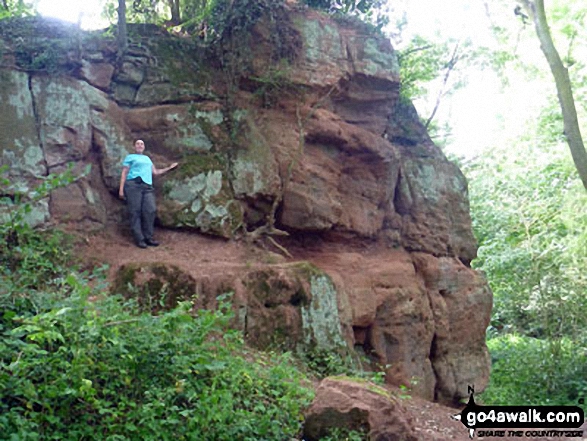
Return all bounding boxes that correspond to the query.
[302,271,348,352]
[0,70,46,182]
[244,266,312,310]
[243,265,311,351]
[150,38,210,90]
[242,263,348,354]
[112,262,198,314]
[121,33,216,105]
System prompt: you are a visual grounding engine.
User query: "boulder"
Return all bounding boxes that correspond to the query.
[303,377,418,441]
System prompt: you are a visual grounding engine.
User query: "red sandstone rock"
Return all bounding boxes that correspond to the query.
[303,378,419,441]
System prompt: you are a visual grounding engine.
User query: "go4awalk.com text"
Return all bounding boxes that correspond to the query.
[476,430,583,437]
[452,386,585,438]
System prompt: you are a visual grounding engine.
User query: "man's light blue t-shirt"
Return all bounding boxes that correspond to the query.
[123,154,154,185]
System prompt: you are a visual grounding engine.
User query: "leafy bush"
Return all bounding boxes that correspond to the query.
[0,0,35,20]
[1,288,314,440]
[397,35,458,103]
[320,426,368,441]
[304,0,389,31]
[481,335,587,410]
[0,165,82,292]
[300,346,387,386]
[465,142,587,339]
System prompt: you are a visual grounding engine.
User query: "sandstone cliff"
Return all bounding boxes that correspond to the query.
[0,5,491,402]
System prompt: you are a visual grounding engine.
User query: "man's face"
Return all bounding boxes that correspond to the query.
[134,140,145,154]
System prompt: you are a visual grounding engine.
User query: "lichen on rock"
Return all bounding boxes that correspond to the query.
[159,153,243,237]
[230,112,281,200]
[0,70,45,182]
[301,273,347,352]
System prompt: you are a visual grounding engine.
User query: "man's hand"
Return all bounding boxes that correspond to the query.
[119,190,125,200]
[170,162,179,170]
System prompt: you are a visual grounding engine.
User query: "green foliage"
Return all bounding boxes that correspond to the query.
[0,18,82,73]
[320,426,369,441]
[1,290,314,439]
[395,34,491,139]
[481,335,587,411]
[462,1,587,399]
[465,141,587,338]
[249,61,297,108]
[484,0,587,91]
[303,346,356,377]
[0,0,35,20]
[16,41,61,72]
[397,34,498,105]
[535,98,567,145]
[128,0,165,23]
[301,346,386,385]
[0,169,314,439]
[302,0,388,30]
[0,165,86,291]
[101,0,388,32]
[102,0,175,26]
[199,0,282,45]
[398,35,456,102]
[465,98,587,408]
[185,0,301,105]
[469,0,587,337]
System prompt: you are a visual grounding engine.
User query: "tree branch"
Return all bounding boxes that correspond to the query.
[400,45,434,58]
[425,42,460,129]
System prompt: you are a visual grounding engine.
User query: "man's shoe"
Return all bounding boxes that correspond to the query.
[137,241,148,249]
[145,239,159,247]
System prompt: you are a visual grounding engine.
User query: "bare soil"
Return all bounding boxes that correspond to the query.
[77,224,259,282]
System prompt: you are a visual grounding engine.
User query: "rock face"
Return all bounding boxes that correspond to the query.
[0,6,491,402]
[112,260,349,354]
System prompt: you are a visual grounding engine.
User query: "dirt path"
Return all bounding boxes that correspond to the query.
[78,225,262,282]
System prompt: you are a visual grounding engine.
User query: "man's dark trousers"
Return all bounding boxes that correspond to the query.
[124,178,156,244]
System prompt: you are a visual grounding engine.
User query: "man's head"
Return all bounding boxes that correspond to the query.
[134,139,145,154]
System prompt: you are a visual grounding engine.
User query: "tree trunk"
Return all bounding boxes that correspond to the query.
[117,0,128,58]
[167,0,181,25]
[523,0,587,191]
